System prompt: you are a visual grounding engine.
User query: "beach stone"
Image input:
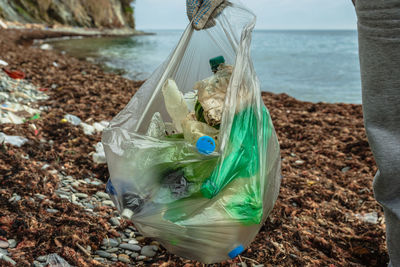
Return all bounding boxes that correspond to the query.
[96,250,112,258]
[118,254,130,263]
[8,239,16,248]
[136,236,145,242]
[94,257,104,262]
[75,193,88,198]
[37,255,48,262]
[102,200,115,207]
[84,203,95,210]
[109,217,120,227]
[8,194,21,203]
[341,166,351,173]
[119,243,141,251]
[2,255,16,265]
[59,195,70,200]
[137,255,147,260]
[34,194,46,200]
[0,240,9,248]
[46,209,59,213]
[130,252,139,259]
[106,247,119,253]
[102,238,119,247]
[96,192,110,199]
[71,181,79,187]
[141,245,157,257]
[110,253,118,261]
[128,239,138,244]
[150,241,160,247]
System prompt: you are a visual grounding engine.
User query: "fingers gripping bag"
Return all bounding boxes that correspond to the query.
[102,1,281,263]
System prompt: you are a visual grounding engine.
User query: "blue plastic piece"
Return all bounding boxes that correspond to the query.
[196,136,216,155]
[106,180,117,196]
[228,245,245,259]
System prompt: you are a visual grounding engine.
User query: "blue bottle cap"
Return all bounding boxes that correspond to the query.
[106,180,117,196]
[228,245,245,259]
[196,136,216,155]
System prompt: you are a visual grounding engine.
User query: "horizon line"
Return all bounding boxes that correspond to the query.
[137,28,357,31]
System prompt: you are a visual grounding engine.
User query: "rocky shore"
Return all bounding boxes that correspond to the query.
[0,28,388,266]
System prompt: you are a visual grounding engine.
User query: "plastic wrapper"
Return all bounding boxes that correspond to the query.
[102,1,281,263]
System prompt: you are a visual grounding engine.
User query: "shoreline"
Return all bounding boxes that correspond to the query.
[0,20,153,46]
[0,27,388,266]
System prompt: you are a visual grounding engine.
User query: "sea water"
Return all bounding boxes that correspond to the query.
[49,30,361,104]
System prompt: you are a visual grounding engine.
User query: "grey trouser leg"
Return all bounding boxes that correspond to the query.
[355,1,400,266]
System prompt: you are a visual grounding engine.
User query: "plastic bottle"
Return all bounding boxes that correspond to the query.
[162,79,189,132]
[181,117,219,153]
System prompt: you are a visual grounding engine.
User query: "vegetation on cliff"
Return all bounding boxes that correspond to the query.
[0,0,135,29]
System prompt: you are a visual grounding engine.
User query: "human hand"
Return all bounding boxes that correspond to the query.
[186,0,230,30]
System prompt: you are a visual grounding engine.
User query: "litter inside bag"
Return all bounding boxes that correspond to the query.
[102,1,281,263]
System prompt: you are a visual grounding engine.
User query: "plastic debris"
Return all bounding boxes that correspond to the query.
[93,142,106,164]
[62,113,108,135]
[146,112,166,138]
[196,136,216,155]
[194,63,232,126]
[0,132,28,147]
[183,91,198,112]
[102,2,281,263]
[0,112,24,124]
[2,68,25,80]
[27,113,40,121]
[0,59,8,66]
[64,114,82,126]
[40,44,52,50]
[81,122,95,135]
[93,121,109,132]
[355,212,378,224]
[162,79,189,132]
[181,117,219,147]
[0,71,48,124]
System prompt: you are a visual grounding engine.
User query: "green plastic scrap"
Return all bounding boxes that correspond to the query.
[24,113,40,122]
[162,105,273,226]
[200,105,272,223]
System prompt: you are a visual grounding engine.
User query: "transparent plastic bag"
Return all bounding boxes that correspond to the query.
[102,1,281,263]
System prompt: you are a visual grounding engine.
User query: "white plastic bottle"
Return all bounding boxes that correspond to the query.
[162,79,189,132]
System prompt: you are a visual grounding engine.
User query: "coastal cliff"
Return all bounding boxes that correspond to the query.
[0,0,135,29]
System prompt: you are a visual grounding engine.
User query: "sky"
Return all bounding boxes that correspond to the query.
[134,0,357,30]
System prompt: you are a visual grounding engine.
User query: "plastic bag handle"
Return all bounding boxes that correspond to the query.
[135,24,194,132]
